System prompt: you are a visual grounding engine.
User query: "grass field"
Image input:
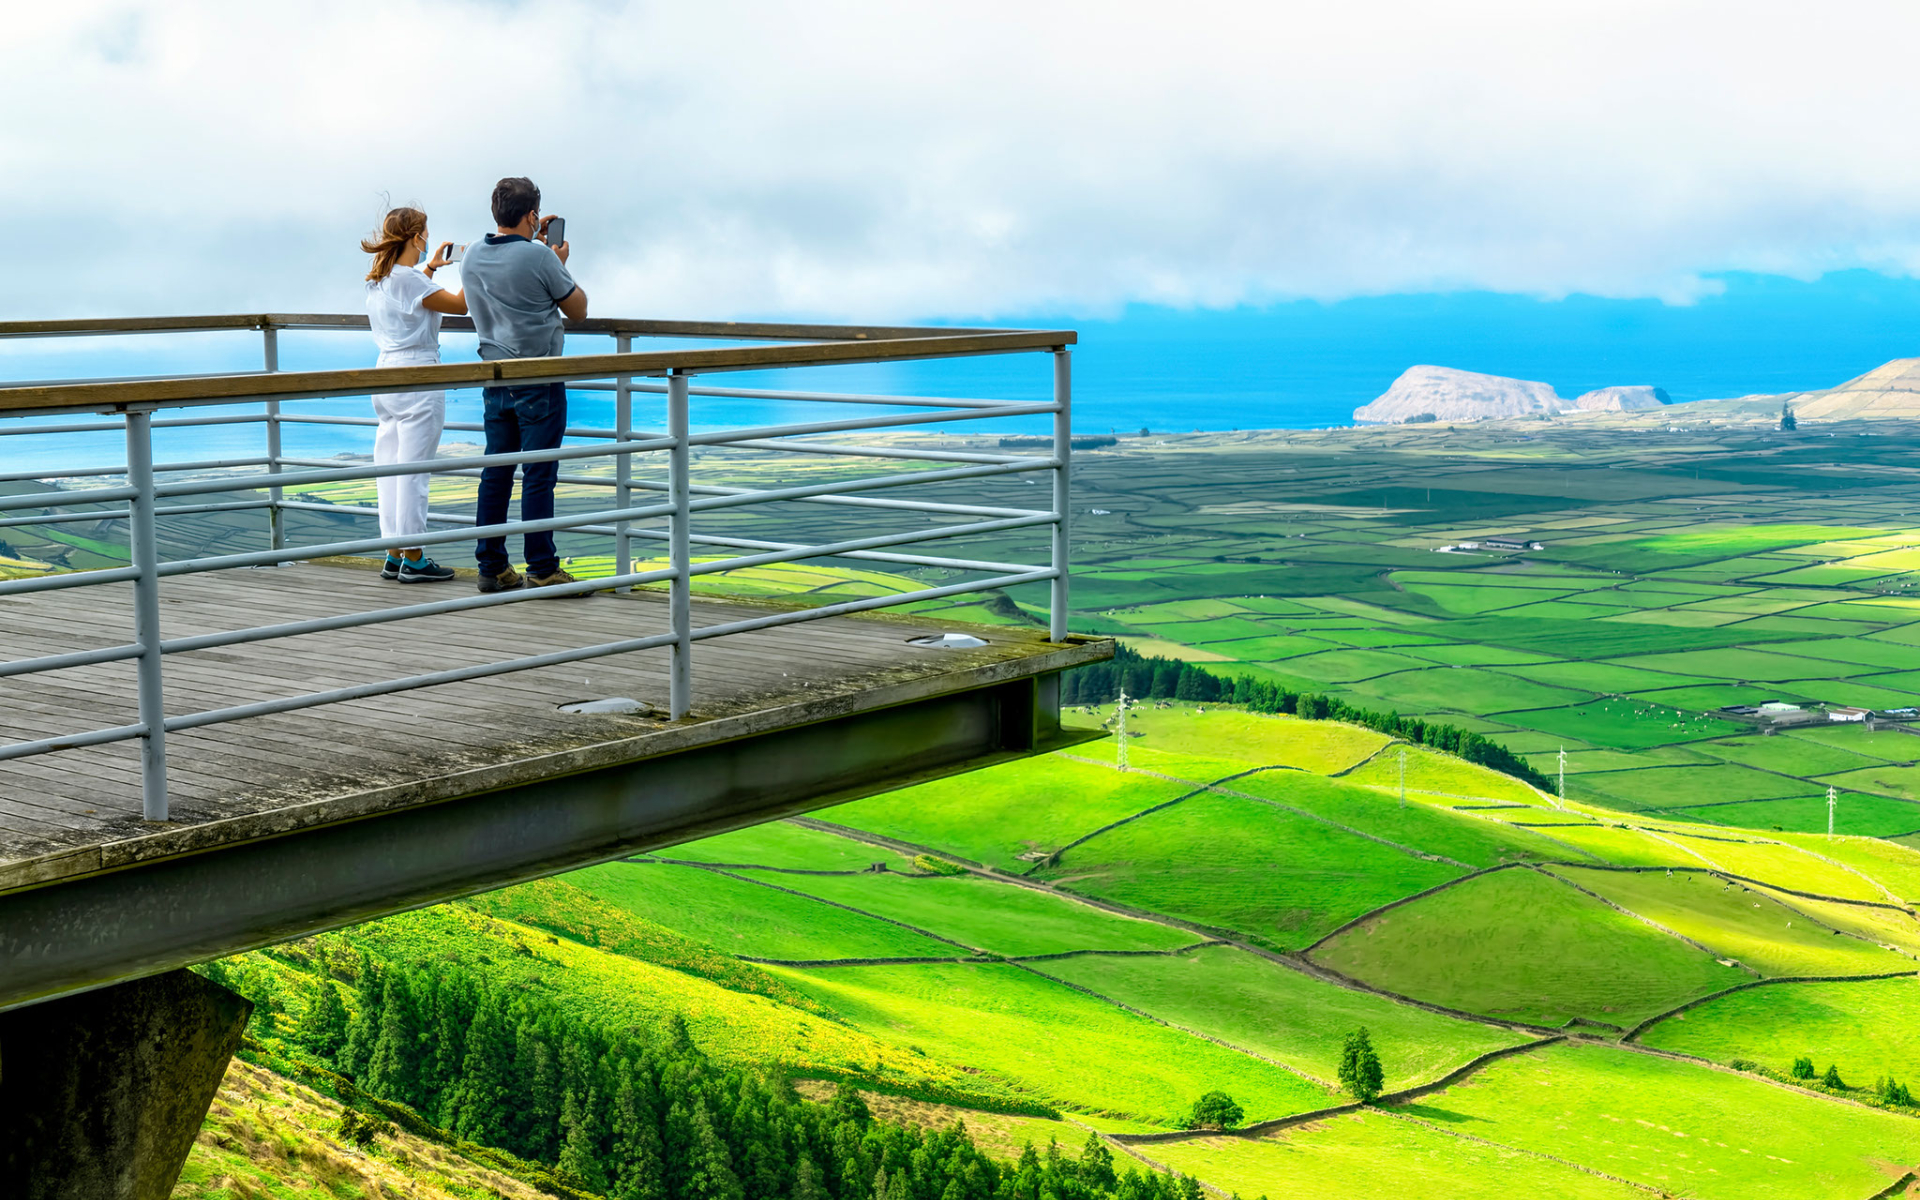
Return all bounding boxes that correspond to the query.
[1040,792,1465,950]
[1336,742,1544,805]
[768,962,1335,1125]
[663,820,916,871]
[1038,945,1523,1089]
[1639,975,1920,1082]
[1309,868,1749,1027]
[1391,1041,1920,1200]
[824,754,1194,872]
[1148,1112,1649,1200]
[759,870,1204,957]
[1548,865,1913,977]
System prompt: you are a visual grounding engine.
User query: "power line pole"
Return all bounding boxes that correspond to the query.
[1557,747,1567,810]
[1116,687,1130,773]
[1398,747,1407,809]
[1828,785,1837,836]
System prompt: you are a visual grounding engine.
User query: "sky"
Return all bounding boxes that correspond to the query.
[11,1,1920,324]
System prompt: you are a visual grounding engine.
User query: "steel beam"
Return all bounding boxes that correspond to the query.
[0,674,1077,1013]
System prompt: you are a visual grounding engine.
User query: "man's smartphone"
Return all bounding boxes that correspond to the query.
[444,243,465,264]
[543,216,565,248]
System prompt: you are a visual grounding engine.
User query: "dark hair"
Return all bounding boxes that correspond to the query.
[491,177,541,228]
[360,207,427,283]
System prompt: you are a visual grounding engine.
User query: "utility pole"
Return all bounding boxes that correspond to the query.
[1116,687,1130,773]
[1557,747,1567,810]
[1828,785,1838,836]
[1398,747,1407,809]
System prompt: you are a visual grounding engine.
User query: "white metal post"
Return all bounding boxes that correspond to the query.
[1050,349,1071,642]
[1115,687,1129,772]
[668,371,692,719]
[263,325,284,551]
[126,410,169,820]
[615,333,633,580]
[1828,785,1838,836]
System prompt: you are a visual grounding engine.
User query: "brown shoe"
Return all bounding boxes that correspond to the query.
[527,567,591,596]
[479,566,524,593]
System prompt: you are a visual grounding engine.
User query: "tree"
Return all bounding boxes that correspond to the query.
[1079,1130,1117,1192]
[1791,1056,1815,1081]
[1823,1063,1845,1090]
[299,978,350,1060]
[791,1154,830,1200]
[1780,402,1798,431]
[363,971,425,1111]
[1338,1029,1386,1103]
[1187,1091,1244,1131]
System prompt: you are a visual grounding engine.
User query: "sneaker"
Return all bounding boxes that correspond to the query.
[397,557,457,584]
[381,554,403,580]
[527,567,591,597]
[479,566,525,593]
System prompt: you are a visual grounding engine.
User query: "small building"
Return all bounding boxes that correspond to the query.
[1757,702,1802,714]
[1482,537,1546,552]
[1828,706,1871,723]
[1719,705,1760,716]
[1881,707,1919,719]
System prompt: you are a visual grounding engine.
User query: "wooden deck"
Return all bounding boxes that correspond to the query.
[0,560,1105,890]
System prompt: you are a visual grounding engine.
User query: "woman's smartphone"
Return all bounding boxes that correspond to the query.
[543,217,565,248]
[443,243,465,264]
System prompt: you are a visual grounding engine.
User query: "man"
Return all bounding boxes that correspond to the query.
[458,176,590,593]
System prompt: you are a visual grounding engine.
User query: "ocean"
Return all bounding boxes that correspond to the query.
[5,269,1919,473]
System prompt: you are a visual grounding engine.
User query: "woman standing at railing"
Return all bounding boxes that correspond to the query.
[361,206,467,583]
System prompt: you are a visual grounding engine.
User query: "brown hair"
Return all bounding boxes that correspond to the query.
[361,207,428,283]
[491,177,540,228]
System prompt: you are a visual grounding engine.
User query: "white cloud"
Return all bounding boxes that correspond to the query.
[9,0,1920,321]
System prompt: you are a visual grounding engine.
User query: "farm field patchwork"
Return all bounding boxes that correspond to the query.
[1147,1113,1649,1200]
[1638,975,1920,1082]
[1308,867,1750,1028]
[1037,944,1523,1090]
[1038,792,1466,950]
[1389,1041,1920,1200]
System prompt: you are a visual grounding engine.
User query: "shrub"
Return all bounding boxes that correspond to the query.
[1791,1056,1815,1080]
[911,854,968,877]
[1823,1063,1845,1090]
[1187,1091,1245,1131]
[336,1108,392,1150]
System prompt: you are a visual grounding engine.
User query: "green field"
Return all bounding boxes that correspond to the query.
[1039,792,1465,949]
[663,820,917,871]
[564,862,960,960]
[1309,867,1749,1027]
[769,962,1334,1125]
[1549,865,1913,977]
[1038,945,1523,1089]
[1390,1041,1920,1200]
[1639,975,1920,1082]
[1149,1112,1649,1200]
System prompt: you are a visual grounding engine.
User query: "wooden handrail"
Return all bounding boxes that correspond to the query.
[0,312,1024,342]
[0,330,1076,417]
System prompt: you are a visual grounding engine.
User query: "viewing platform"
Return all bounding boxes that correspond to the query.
[0,312,1106,1017]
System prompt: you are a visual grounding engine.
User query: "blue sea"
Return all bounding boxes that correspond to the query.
[6,269,1920,473]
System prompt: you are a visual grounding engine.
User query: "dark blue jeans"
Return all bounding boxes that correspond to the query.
[476,382,566,577]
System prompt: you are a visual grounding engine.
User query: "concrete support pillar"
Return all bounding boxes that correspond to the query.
[1,969,252,1200]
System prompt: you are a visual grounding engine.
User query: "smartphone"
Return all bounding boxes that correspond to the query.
[543,216,566,248]
[444,243,465,264]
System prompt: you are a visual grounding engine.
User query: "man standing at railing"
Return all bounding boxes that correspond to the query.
[460,176,591,593]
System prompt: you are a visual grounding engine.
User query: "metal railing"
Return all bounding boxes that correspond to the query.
[0,314,1076,821]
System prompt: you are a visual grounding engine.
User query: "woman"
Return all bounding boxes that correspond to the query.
[361,206,467,582]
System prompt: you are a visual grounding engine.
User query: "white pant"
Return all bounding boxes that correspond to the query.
[371,348,446,543]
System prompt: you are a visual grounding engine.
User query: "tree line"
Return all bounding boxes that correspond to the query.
[1060,643,1553,791]
[204,951,1227,1200]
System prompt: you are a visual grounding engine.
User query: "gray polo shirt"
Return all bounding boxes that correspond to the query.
[459,234,577,360]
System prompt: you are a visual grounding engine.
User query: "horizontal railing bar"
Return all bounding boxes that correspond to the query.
[593,381,1028,410]
[159,565,682,656]
[0,498,272,529]
[155,501,678,577]
[275,414,623,440]
[689,569,1057,643]
[688,401,1061,446]
[0,721,150,764]
[0,566,142,597]
[635,529,1039,574]
[151,438,673,498]
[0,485,139,512]
[624,478,1044,520]
[684,459,1052,515]
[0,313,1026,342]
[0,641,145,679]
[0,369,263,392]
[716,438,1035,465]
[0,456,272,485]
[682,514,1057,578]
[0,332,1073,417]
[163,629,684,733]
[0,412,269,437]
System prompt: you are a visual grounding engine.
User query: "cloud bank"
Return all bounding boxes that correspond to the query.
[10,0,1920,321]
